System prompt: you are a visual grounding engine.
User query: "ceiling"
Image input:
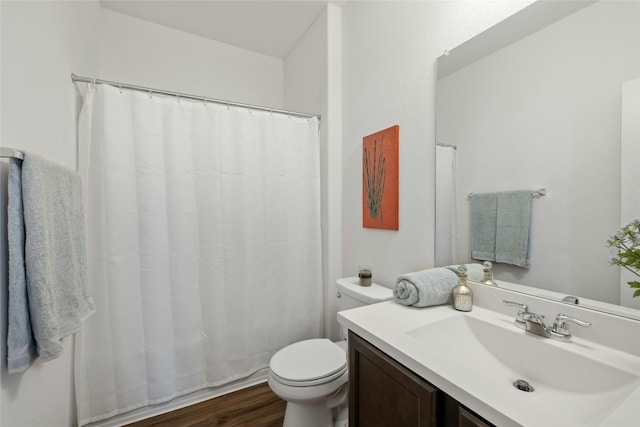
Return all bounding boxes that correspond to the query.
[100,1,329,59]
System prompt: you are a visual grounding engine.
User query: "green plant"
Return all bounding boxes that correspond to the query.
[364,138,386,221]
[607,219,640,297]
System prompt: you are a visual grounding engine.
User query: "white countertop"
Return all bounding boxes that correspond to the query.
[338,300,640,427]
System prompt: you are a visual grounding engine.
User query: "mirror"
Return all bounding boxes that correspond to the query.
[435,0,640,319]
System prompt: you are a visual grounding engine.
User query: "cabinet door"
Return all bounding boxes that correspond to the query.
[459,408,492,427]
[349,331,438,427]
[440,393,495,427]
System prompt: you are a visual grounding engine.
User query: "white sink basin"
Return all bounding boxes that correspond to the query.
[407,312,640,426]
[408,314,637,393]
[338,286,640,426]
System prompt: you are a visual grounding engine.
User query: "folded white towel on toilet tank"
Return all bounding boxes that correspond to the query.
[394,268,459,307]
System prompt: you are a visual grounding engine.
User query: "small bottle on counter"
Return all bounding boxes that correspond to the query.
[452,265,473,311]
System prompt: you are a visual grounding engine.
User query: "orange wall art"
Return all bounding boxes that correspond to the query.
[362,125,399,230]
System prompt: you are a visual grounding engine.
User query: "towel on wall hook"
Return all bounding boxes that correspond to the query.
[7,153,95,373]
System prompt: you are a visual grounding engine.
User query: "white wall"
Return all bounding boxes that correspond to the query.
[284,5,344,341]
[437,1,639,304]
[285,9,327,114]
[99,9,285,108]
[0,1,101,426]
[341,1,531,288]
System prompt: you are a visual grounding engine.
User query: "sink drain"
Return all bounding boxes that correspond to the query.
[513,379,534,392]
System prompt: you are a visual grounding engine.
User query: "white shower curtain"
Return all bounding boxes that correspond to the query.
[75,84,323,425]
[435,145,458,266]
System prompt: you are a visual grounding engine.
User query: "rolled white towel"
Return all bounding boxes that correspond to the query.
[394,268,459,307]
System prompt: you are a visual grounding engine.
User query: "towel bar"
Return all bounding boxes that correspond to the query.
[1,147,24,160]
[467,188,546,199]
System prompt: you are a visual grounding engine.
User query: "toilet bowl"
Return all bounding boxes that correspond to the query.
[268,277,393,427]
[268,339,348,427]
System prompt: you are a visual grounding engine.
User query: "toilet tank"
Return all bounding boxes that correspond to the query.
[336,277,393,340]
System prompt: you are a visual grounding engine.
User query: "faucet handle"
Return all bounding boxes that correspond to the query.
[503,300,529,328]
[552,313,591,336]
[503,300,528,311]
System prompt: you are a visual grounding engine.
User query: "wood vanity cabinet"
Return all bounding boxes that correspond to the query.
[349,331,494,427]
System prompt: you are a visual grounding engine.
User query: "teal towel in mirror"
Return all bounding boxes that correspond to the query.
[495,190,532,268]
[444,263,484,282]
[470,191,532,268]
[470,193,497,261]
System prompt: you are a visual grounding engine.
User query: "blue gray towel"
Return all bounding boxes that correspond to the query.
[7,159,37,373]
[394,268,459,307]
[7,153,95,373]
[470,193,497,261]
[470,191,532,268]
[496,191,532,268]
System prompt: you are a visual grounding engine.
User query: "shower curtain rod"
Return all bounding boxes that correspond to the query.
[71,74,321,120]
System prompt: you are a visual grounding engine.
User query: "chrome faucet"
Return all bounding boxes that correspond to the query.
[521,311,549,337]
[503,300,591,343]
[503,300,528,329]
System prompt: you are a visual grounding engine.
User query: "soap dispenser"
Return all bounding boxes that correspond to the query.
[452,265,473,311]
[481,261,497,286]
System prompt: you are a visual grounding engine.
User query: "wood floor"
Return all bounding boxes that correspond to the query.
[125,382,286,427]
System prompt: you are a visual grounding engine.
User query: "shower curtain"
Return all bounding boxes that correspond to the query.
[435,145,458,266]
[75,84,323,425]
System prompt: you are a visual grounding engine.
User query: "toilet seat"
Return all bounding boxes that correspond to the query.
[270,339,347,387]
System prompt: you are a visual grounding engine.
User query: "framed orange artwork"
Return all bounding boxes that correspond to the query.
[363,125,399,230]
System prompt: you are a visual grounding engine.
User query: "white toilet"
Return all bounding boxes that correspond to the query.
[268,277,393,427]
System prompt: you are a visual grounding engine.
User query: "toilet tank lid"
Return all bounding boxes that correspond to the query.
[336,277,394,304]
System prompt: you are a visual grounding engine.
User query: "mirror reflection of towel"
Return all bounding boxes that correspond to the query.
[470,193,497,261]
[444,263,485,282]
[496,191,532,268]
[470,191,532,268]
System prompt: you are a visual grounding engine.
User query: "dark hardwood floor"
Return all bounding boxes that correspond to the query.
[125,382,286,427]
